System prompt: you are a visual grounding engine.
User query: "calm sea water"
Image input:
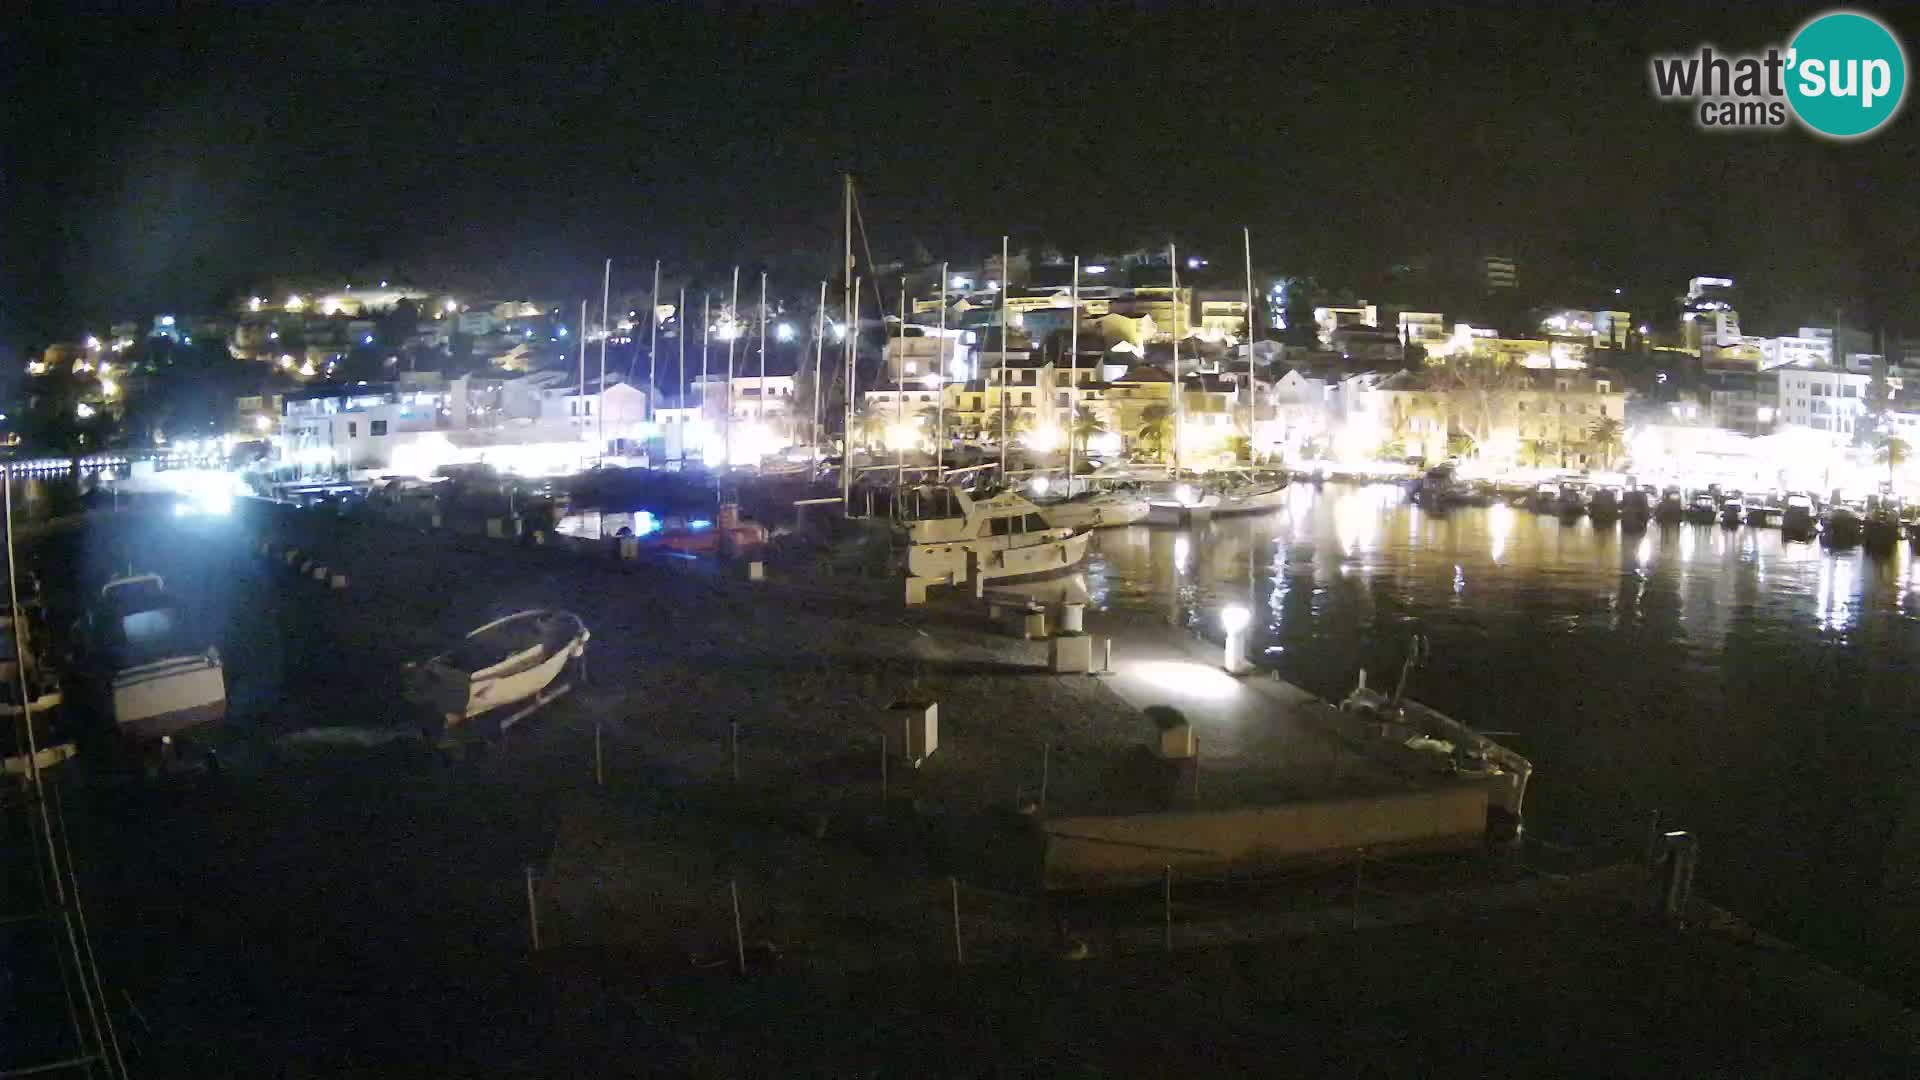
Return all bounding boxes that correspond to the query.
[1073,482,1920,989]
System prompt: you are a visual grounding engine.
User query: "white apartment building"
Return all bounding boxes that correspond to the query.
[1777,367,1871,439]
[1397,311,1448,349]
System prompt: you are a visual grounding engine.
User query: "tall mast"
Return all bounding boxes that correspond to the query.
[578,298,588,453]
[936,262,948,481]
[1068,254,1079,488]
[812,280,826,461]
[1171,242,1182,477]
[724,266,739,468]
[758,271,768,435]
[677,286,687,461]
[700,293,710,451]
[647,259,661,421]
[999,234,1010,484]
[842,175,856,514]
[896,277,906,493]
[599,258,611,460]
[1243,226,1256,465]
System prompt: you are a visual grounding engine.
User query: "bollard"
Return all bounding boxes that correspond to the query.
[330,574,348,590]
[748,560,765,582]
[311,565,328,582]
[618,536,640,561]
[1104,638,1113,673]
[1059,602,1085,634]
[1021,610,1046,641]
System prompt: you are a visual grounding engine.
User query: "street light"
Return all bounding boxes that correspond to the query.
[1221,604,1252,674]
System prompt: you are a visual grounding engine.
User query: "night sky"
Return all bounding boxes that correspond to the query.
[6,2,1918,348]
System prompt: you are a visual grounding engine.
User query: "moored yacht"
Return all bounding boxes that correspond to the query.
[904,486,1092,591]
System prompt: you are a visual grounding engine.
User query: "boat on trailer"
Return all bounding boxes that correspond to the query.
[409,610,590,730]
[78,574,225,743]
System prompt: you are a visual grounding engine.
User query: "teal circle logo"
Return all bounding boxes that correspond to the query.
[1787,11,1907,138]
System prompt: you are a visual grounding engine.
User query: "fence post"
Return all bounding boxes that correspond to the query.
[1039,743,1050,812]
[1163,865,1173,953]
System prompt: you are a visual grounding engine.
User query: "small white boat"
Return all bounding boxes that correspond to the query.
[1033,488,1153,529]
[411,610,589,727]
[81,574,225,742]
[1146,482,1221,525]
[903,487,1091,588]
[1211,475,1290,516]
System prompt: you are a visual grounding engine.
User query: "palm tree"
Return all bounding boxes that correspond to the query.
[990,407,1030,446]
[1070,405,1108,458]
[1586,416,1625,469]
[1445,430,1477,460]
[1876,434,1910,489]
[1135,403,1175,462]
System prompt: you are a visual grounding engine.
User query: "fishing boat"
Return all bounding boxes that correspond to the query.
[1862,499,1901,555]
[1031,476,1153,529]
[1684,492,1719,525]
[1146,480,1222,525]
[1588,486,1621,523]
[409,610,589,728]
[1780,493,1818,541]
[1820,503,1863,547]
[904,486,1091,588]
[1410,463,1472,509]
[1211,472,1291,516]
[1654,486,1686,525]
[76,574,225,742]
[1621,487,1653,529]
[1555,482,1589,518]
[1529,482,1560,513]
[1719,494,1745,528]
[1335,636,1532,840]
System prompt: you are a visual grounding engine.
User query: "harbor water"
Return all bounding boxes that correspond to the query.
[1067,482,1920,991]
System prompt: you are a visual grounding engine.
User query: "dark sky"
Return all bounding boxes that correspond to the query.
[6,1,1918,347]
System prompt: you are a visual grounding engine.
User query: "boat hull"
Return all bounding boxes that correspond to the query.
[417,612,589,723]
[1036,497,1152,530]
[907,530,1091,585]
[112,654,226,741]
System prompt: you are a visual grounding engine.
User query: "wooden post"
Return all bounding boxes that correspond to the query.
[1163,865,1173,952]
[594,719,604,787]
[1104,638,1113,672]
[525,866,541,951]
[1039,743,1050,812]
[950,876,964,965]
[730,721,740,783]
[730,879,746,975]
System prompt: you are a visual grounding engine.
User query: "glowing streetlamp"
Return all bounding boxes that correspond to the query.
[775,322,796,342]
[1220,604,1252,674]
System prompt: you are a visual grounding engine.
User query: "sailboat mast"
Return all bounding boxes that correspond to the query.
[725,266,739,468]
[1068,254,1079,488]
[758,271,768,433]
[999,234,1010,485]
[577,299,588,421]
[599,258,611,459]
[1171,242,1181,477]
[677,286,687,461]
[1243,226,1256,463]
[812,280,826,460]
[700,293,710,449]
[896,277,906,492]
[646,259,662,421]
[845,276,863,514]
[842,175,855,515]
[936,262,947,481]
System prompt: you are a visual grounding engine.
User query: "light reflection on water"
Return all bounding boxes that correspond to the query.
[1084,482,1920,986]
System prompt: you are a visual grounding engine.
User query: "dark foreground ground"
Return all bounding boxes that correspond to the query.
[8,504,1917,1076]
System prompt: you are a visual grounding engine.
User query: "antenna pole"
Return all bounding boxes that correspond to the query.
[936,263,948,481]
